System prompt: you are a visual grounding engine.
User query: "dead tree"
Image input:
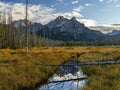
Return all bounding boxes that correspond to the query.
[25,0,28,54]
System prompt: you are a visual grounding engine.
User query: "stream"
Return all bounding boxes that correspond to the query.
[39,60,87,90]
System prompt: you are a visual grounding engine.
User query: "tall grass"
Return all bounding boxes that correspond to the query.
[0,46,120,90]
[80,46,120,90]
[0,47,71,90]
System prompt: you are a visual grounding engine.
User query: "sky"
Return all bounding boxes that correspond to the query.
[0,0,120,27]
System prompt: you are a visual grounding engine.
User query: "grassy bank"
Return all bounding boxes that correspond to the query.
[0,46,120,90]
[80,46,120,90]
[0,47,73,90]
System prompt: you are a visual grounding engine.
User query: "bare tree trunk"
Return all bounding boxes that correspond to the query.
[2,9,7,48]
[25,0,28,54]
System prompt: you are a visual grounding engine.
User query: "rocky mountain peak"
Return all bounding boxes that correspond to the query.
[56,16,64,20]
[71,17,77,21]
[46,16,69,28]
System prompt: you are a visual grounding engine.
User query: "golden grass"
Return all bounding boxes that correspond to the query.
[0,46,120,90]
[0,47,72,90]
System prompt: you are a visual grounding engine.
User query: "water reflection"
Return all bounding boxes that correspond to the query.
[39,60,86,90]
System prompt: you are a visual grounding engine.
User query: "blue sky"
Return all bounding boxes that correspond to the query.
[0,0,120,26]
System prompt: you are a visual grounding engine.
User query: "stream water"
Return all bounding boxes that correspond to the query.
[39,60,86,90]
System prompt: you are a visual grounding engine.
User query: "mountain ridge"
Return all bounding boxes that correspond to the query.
[13,16,105,41]
[38,16,105,41]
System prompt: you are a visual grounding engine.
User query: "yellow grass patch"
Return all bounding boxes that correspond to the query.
[0,46,120,90]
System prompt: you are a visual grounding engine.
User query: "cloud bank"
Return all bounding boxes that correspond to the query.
[0,1,97,26]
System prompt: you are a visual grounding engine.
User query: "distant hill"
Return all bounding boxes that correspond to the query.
[107,30,120,36]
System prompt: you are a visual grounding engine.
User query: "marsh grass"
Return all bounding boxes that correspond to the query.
[80,46,120,90]
[0,47,71,90]
[82,65,120,90]
[0,46,120,90]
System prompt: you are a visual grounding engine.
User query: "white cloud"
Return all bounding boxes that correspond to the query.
[78,19,97,27]
[85,3,93,7]
[52,6,83,20]
[73,6,84,12]
[0,1,97,26]
[72,1,79,4]
[0,1,55,24]
[0,1,6,11]
[116,4,120,7]
[99,0,104,2]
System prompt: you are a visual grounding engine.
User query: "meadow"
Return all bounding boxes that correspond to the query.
[0,46,120,90]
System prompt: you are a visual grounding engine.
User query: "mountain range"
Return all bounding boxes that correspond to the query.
[13,16,120,42]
